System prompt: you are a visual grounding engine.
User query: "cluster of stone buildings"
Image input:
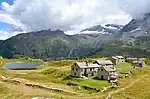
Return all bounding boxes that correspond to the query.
[107,56,125,65]
[71,56,126,81]
[71,56,146,81]
[125,57,145,68]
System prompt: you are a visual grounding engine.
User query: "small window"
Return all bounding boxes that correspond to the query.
[82,74,84,76]
[75,64,77,66]
[90,68,92,71]
[72,68,74,70]
[74,73,76,76]
[101,69,103,71]
[92,73,94,76]
[76,68,78,71]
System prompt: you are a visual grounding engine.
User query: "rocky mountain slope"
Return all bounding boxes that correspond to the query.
[118,13,150,41]
[0,29,115,59]
[81,24,123,35]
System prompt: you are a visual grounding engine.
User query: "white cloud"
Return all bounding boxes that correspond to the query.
[0,30,9,40]
[0,11,14,24]
[118,0,150,19]
[1,2,10,10]
[0,10,26,38]
[0,10,23,28]
[1,0,150,35]
[1,0,132,34]
[0,28,25,40]
[0,30,25,40]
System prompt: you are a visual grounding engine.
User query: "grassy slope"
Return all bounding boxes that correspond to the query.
[0,58,109,98]
[116,62,132,73]
[112,67,150,99]
[37,60,110,93]
[0,58,150,99]
[66,78,109,90]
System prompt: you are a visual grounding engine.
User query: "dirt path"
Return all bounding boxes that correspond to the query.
[0,74,82,97]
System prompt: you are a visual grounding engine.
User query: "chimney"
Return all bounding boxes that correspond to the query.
[85,61,88,66]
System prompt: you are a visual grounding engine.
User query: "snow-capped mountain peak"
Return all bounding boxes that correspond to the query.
[80,24,124,35]
[118,13,150,41]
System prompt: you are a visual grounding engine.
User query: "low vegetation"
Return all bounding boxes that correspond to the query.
[0,58,149,99]
[116,62,132,73]
[112,67,150,99]
[64,77,109,92]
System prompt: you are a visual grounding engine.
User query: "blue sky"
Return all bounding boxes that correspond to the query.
[0,0,14,32]
[0,0,14,6]
[0,0,14,10]
[0,22,8,31]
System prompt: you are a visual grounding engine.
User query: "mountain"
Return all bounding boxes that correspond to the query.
[105,24,124,30]
[118,13,150,41]
[0,29,115,59]
[78,17,150,58]
[1,18,150,60]
[81,24,124,35]
[91,39,149,58]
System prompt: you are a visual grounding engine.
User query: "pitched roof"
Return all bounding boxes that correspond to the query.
[126,57,138,60]
[103,66,116,72]
[139,58,145,61]
[75,62,99,69]
[132,60,145,64]
[112,56,118,60]
[115,56,124,59]
[95,60,113,65]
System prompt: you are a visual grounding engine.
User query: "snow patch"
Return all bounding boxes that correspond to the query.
[80,30,111,34]
[130,28,141,32]
[103,25,118,30]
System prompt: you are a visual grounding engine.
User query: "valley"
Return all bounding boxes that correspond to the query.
[1,1,150,99]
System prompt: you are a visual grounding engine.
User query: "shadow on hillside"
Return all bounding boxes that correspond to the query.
[92,76,101,80]
[63,75,73,80]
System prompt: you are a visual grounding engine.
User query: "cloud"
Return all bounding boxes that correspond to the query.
[0,29,24,40]
[0,10,26,38]
[8,24,24,32]
[1,1,10,10]
[0,30,9,40]
[0,10,23,28]
[117,0,150,19]
[1,0,132,34]
[0,10,15,24]
[1,0,150,34]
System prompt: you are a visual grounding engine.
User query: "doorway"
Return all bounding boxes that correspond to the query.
[101,75,104,80]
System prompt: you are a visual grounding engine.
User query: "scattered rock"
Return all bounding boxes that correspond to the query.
[78,86,81,90]
[106,94,111,99]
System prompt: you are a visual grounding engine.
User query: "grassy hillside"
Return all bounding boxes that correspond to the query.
[92,40,148,58]
[0,58,149,99]
[112,67,150,99]
[116,62,132,73]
